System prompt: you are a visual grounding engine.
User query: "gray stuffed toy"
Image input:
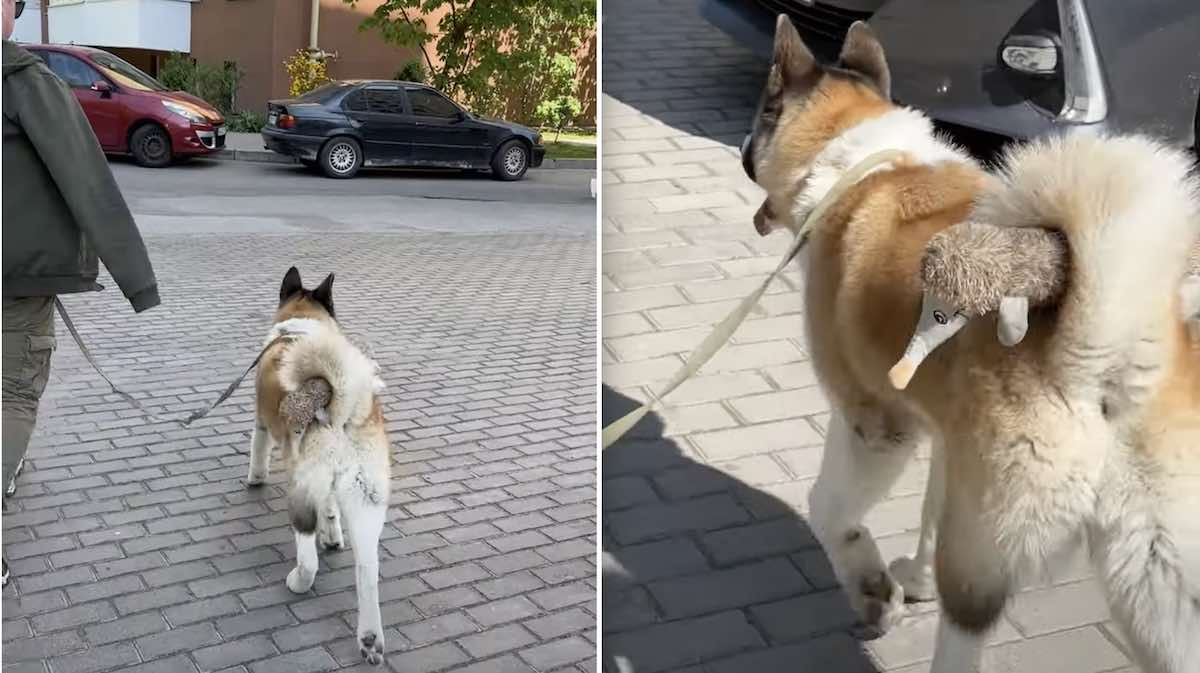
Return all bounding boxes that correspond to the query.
[890,222,1200,390]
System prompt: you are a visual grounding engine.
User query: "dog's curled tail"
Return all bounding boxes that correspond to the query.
[971,131,1200,395]
[276,323,381,430]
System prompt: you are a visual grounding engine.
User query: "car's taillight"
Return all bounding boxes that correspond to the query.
[278,114,296,129]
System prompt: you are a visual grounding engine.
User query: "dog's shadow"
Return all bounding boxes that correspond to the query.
[601,386,881,673]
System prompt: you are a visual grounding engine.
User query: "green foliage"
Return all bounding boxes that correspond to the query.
[284,50,330,98]
[228,110,266,133]
[395,59,426,83]
[157,52,241,116]
[345,0,596,126]
[534,53,583,137]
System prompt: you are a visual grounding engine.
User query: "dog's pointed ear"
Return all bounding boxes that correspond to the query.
[773,14,819,93]
[280,267,303,303]
[839,21,890,99]
[313,273,335,317]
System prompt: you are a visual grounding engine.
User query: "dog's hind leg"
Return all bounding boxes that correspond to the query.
[930,461,1012,673]
[286,529,318,594]
[317,493,344,550]
[889,445,943,602]
[245,421,272,487]
[1090,486,1200,673]
[343,490,386,665]
[808,411,921,635]
[930,615,986,673]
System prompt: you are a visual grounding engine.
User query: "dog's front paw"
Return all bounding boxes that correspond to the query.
[359,630,384,665]
[889,555,937,602]
[244,473,266,488]
[850,570,906,639]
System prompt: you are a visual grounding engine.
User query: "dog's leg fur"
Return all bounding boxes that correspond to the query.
[344,492,386,665]
[286,530,318,593]
[930,614,985,673]
[889,445,942,602]
[245,422,272,486]
[808,411,919,633]
[1090,482,1200,673]
[931,456,1011,667]
[318,494,344,550]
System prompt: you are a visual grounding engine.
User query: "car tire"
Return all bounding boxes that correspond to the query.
[319,137,362,179]
[130,124,173,168]
[491,139,529,181]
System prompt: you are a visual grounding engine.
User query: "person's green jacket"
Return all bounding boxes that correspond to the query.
[2,40,159,312]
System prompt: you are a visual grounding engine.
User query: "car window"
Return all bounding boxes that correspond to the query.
[42,52,103,89]
[406,88,460,118]
[296,82,351,104]
[364,88,405,115]
[89,51,165,92]
[343,89,369,113]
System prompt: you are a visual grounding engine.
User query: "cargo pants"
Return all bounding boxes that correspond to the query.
[2,296,56,495]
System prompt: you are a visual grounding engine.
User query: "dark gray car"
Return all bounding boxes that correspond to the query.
[703,0,1200,150]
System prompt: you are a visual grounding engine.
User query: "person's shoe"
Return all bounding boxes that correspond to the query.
[5,458,24,498]
[2,558,9,588]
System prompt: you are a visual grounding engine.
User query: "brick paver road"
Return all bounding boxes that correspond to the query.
[599,2,1132,672]
[2,165,597,672]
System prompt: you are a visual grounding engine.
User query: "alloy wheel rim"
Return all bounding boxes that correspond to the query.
[329,143,357,173]
[503,146,525,175]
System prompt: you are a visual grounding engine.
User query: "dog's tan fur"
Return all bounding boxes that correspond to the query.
[745,16,1200,673]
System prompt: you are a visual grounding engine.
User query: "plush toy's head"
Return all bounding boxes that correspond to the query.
[890,222,1199,390]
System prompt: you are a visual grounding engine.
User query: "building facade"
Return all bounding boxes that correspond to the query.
[9,0,597,125]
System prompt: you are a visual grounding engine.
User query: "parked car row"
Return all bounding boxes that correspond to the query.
[23,44,547,181]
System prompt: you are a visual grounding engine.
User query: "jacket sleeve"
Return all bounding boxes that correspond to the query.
[12,69,160,313]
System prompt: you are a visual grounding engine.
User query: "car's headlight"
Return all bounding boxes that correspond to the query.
[162,100,207,124]
[534,133,543,146]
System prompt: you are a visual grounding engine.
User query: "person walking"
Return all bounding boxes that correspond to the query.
[2,0,160,586]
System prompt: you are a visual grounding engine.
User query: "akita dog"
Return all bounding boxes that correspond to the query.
[247,267,391,665]
[743,16,1200,673]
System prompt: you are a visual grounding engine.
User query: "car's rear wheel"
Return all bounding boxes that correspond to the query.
[130,124,172,168]
[491,139,529,181]
[319,137,362,179]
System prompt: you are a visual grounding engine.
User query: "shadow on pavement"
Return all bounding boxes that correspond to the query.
[601,385,880,673]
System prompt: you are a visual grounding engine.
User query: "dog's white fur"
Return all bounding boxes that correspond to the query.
[250,317,391,665]
[802,127,1200,673]
[787,107,975,229]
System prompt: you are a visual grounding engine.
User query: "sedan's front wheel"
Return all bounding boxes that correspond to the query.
[319,137,362,179]
[491,140,529,181]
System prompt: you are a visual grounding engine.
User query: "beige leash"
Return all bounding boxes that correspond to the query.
[601,149,908,449]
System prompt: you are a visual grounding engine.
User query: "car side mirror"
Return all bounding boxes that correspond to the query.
[455,110,467,122]
[91,81,112,96]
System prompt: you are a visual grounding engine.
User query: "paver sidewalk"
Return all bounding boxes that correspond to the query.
[598,2,1131,672]
[3,230,596,672]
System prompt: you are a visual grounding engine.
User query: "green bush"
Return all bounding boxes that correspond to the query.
[394,59,425,83]
[158,52,240,116]
[228,110,266,133]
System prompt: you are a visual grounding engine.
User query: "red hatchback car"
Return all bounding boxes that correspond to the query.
[23,44,227,167]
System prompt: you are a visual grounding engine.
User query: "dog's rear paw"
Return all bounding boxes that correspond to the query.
[851,570,905,639]
[359,631,384,665]
[889,555,937,602]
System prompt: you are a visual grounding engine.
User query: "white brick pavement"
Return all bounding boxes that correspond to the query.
[3,230,596,673]
[598,1,1131,672]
